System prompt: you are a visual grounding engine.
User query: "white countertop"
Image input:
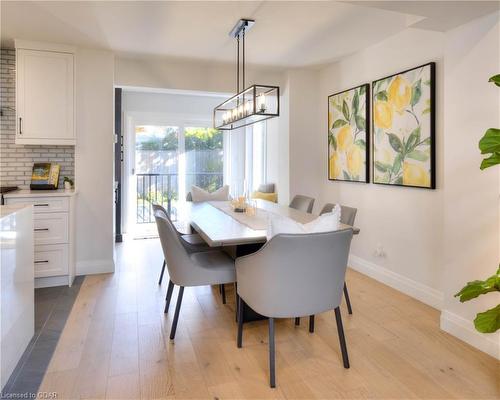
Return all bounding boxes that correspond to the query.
[0,204,32,220]
[3,189,77,198]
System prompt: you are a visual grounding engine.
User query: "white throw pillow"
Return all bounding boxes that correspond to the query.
[267,204,341,239]
[304,204,341,233]
[191,185,230,203]
[267,214,305,240]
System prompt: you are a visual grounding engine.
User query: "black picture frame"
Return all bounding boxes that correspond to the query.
[327,83,370,183]
[371,62,436,189]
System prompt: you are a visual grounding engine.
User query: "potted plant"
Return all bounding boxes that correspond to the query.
[454,74,500,334]
[63,176,74,191]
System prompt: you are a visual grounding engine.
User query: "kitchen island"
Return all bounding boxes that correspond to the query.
[0,205,34,391]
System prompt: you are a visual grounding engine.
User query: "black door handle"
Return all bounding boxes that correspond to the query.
[19,117,22,135]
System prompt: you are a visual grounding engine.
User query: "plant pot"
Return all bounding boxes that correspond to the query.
[64,181,72,191]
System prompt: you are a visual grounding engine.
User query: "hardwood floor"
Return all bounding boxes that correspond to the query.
[39,238,499,399]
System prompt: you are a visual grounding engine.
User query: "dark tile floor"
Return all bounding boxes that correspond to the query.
[1,277,84,397]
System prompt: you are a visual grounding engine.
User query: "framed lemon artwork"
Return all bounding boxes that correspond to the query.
[328,84,370,183]
[372,63,436,189]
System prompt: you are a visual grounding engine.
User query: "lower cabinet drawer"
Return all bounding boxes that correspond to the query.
[5,196,69,213]
[34,213,68,245]
[34,244,69,278]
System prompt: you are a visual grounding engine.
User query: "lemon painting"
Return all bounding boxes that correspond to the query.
[328,84,369,182]
[372,63,435,188]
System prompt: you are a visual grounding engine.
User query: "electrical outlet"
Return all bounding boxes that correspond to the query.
[375,244,386,258]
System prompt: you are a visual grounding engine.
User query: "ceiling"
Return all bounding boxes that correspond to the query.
[1,1,498,68]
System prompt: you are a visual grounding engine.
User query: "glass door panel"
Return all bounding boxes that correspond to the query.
[184,127,224,193]
[135,125,179,225]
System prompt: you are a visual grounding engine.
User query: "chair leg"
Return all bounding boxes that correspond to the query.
[158,260,166,285]
[164,280,174,313]
[343,282,353,315]
[169,286,184,340]
[220,284,226,304]
[269,317,276,388]
[309,315,315,333]
[294,317,300,326]
[334,307,350,369]
[237,296,243,348]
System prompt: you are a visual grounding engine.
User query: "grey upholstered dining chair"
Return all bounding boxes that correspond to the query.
[289,194,315,214]
[155,210,236,339]
[320,203,358,315]
[152,204,229,305]
[235,229,353,388]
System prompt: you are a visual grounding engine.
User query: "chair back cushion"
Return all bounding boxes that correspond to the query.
[191,185,229,202]
[252,191,278,203]
[236,229,353,318]
[289,194,315,213]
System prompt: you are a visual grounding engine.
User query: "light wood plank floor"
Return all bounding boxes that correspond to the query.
[39,238,499,399]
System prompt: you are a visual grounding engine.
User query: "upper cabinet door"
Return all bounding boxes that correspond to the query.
[16,49,75,145]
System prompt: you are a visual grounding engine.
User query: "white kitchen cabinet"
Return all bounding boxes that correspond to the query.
[4,189,77,288]
[15,40,75,145]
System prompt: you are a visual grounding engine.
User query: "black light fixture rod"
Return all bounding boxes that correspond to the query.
[242,28,245,90]
[237,35,240,95]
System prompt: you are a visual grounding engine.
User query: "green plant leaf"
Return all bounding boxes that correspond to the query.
[376,91,388,101]
[454,268,500,302]
[332,119,348,129]
[420,137,431,146]
[480,152,500,170]
[411,79,422,107]
[474,304,500,333]
[343,171,351,180]
[479,128,500,154]
[386,133,404,153]
[407,150,429,162]
[329,132,337,150]
[489,74,500,87]
[352,90,359,117]
[394,176,403,185]
[422,108,431,115]
[354,139,366,149]
[374,161,392,173]
[405,127,421,153]
[342,100,350,122]
[359,85,366,96]
[392,153,402,175]
[355,116,366,131]
[424,79,431,86]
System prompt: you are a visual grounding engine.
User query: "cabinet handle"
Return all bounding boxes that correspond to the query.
[35,260,49,264]
[34,228,49,231]
[19,117,22,135]
[34,203,49,207]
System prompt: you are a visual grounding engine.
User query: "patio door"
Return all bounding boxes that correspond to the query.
[123,114,224,238]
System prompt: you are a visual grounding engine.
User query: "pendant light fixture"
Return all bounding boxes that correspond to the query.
[213,19,280,130]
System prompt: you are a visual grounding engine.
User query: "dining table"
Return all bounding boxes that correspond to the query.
[176,199,360,322]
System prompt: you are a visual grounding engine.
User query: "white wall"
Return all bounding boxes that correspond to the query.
[441,12,500,358]
[314,29,446,306]
[289,16,500,358]
[75,48,115,275]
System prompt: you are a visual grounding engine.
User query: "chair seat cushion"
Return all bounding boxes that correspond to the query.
[181,233,207,246]
[189,250,236,285]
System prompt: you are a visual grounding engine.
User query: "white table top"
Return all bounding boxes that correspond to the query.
[178,199,357,247]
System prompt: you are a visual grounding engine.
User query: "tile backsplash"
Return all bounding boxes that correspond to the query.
[0,48,75,189]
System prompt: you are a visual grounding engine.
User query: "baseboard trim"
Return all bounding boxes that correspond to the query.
[76,259,115,276]
[35,275,68,289]
[348,254,443,310]
[440,310,500,360]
